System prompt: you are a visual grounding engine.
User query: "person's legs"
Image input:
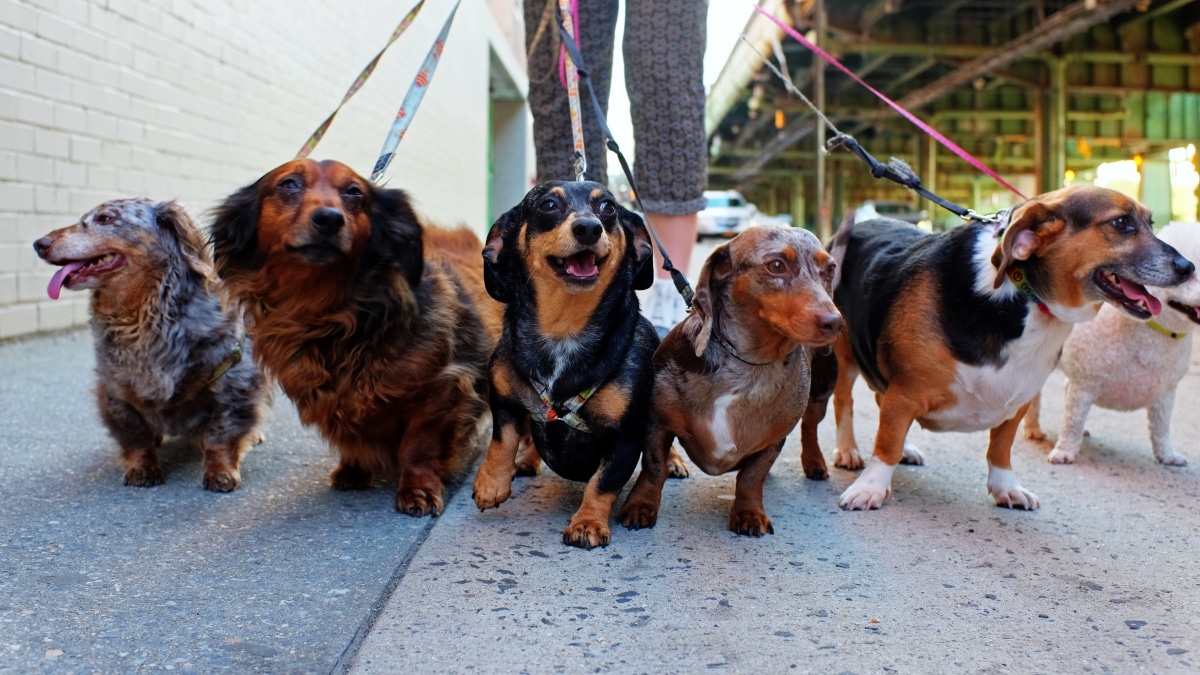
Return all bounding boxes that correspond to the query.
[524,0,618,183]
[623,0,709,334]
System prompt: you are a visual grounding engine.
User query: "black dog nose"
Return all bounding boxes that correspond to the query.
[311,207,344,236]
[1173,254,1195,279]
[33,237,51,259]
[817,312,844,338]
[572,218,602,246]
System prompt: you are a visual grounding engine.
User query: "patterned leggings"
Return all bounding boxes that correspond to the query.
[523,0,709,216]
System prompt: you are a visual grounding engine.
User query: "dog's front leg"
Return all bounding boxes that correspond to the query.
[838,390,917,510]
[565,437,640,549]
[618,423,675,530]
[1148,391,1187,466]
[799,394,830,480]
[98,389,163,487]
[832,336,865,470]
[472,397,525,511]
[730,438,784,536]
[1047,380,1095,464]
[987,403,1040,509]
[1022,391,1047,441]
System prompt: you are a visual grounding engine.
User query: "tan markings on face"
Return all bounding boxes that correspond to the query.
[728,232,838,351]
[525,211,624,339]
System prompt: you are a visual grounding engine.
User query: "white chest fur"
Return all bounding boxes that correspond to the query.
[707,393,739,460]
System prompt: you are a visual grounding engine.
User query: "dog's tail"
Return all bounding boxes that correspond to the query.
[827,213,855,291]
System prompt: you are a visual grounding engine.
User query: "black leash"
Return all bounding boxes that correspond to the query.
[746,38,1004,227]
[554,11,695,307]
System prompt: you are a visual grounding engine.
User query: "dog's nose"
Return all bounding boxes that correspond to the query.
[33,237,52,259]
[311,207,344,236]
[1173,254,1195,280]
[817,312,844,339]
[572,218,602,246]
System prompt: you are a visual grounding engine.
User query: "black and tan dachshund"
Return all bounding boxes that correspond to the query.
[472,180,658,549]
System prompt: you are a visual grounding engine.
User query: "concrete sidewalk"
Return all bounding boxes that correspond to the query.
[2,328,1199,674]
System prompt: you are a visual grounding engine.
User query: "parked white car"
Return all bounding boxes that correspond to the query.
[697,190,756,240]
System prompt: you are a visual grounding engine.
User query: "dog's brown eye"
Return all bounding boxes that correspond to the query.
[278,178,300,191]
[94,212,112,225]
[767,260,786,274]
[1110,215,1134,233]
[539,198,559,213]
[343,184,363,198]
[596,200,615,217]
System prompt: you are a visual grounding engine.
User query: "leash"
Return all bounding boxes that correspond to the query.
[296,1,427,159]
[744,37,1004,227]
[554,9,695,307]
[752,6,1028,203]
[712,330,775,366]
[556,0,587,181]
[208,339,244,384]
[371,0,461,183]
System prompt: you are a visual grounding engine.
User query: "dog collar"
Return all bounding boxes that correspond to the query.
[529,379,597,433]
[209,340,244,384]
[1146,320,1186,340]
[712,329,791,366]
[1006,268,1052,317]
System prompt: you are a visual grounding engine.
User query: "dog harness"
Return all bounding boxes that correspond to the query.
[529,379,598,433]
[1146,320,1186,340]
[1006,268,1053,316]
[208,340,244,385]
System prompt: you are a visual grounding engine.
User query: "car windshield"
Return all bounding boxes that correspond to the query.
[874,203,915,215]
[707,195,744,208]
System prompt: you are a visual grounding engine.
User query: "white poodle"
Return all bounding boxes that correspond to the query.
[1024,221,1200,465]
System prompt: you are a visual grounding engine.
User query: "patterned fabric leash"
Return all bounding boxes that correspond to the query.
[556,0,587,181]
[531,379,597,433]
[208,339,244,385]
[371,0,462,183]
[296,1,427,159]
[554,11,695,307]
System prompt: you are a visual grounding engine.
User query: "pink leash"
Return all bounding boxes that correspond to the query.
[557,0,581,89]
[754,5,1028,201]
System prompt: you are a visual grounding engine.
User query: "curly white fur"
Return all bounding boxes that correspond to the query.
[1027,222,1200,465]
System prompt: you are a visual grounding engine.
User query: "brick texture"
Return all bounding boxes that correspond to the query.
[1,0,531,338]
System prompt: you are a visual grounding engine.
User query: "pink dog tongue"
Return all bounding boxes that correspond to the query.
[566,254,598,278]
[47,261,85,300]
[1119,277,1162,315]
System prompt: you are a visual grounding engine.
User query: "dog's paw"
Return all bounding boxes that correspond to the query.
[987,467,1040,510]
[666,446,690,479]
[123,464,164,488]
[833,446,865,470]
[249,430,266,446]
[562,518,611,549]
[838,459,895,510]
[1155,450,1188,467]
[202,469,242,492]
[729,509,774,537]
[801,454,829,480]
[472,474,512,511]
[900,442,925,465]
[513,457,540,477]
[396,488,443,517]
[1023,426,1047,442]
[617,501,659,530]
[330,463,373,490]
[1046,446,1077,464]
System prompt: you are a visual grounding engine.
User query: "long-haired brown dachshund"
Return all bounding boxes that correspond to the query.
[209,159,502,516]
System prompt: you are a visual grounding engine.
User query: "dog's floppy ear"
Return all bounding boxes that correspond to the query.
[991,201,1064,289]
[482,205,521,303]
[617,204,654,291]
[368,185,425,290]
[682,242,732,357]
[210,181,264,274]
[155,201,213,281]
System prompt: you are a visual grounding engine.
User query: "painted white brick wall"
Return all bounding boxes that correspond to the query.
[0,0,531,338]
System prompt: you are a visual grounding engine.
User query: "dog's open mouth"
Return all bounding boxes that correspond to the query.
[548,251,602,284]
[286,243,342,262]
[47,253,125,299]
[1168,299,1200,325]
[1093,269,1162,319]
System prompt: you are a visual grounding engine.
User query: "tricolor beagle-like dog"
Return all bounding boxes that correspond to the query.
[812,184,1194,511]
